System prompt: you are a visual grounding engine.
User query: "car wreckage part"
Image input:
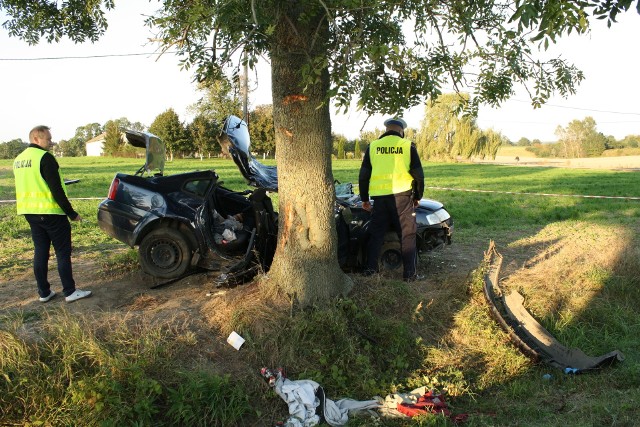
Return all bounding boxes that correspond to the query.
[139,228,193,279]
[379,240,402,270]
[482,240,624,372]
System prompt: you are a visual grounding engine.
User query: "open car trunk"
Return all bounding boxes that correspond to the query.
[123,129,165,176]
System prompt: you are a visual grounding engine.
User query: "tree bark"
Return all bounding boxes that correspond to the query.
[265,8,353,305]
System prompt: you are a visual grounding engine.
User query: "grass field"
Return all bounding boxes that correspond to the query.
[1,156,640,426]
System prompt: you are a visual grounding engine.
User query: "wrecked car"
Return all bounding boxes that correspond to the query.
[96,117,453,285]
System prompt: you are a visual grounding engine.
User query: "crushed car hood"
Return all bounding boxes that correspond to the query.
[221,115,278,191]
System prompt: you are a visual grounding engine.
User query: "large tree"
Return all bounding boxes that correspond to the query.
[248,104,276,157]
[417,93,489,160]
[149,109,189,160]
[102,120,123,156]
[555,116,607,157]
[189,78,242,134]
[188,114,220,159]
[621,135,640,148]
[57,137,86,157]
[479,128,508,159]
[113,117,146,133]
[417,93,507,159]
[354,138,361,160]
[517,137,532,146]
[74,123,103,141]
[3,0,639,305]
[333,133,347,159]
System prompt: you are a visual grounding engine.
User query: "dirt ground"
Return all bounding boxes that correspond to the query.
[472,154,640,170]
[0,243,481,319]
[0,244,491,397]
[0,238,487,358]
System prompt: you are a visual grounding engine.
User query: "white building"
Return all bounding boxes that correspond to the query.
[85,133,106,156]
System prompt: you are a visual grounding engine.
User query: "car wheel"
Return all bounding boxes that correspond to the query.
[139,228,192,279]
[379,241,402,271]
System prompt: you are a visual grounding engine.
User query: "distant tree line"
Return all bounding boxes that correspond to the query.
[0,139,28,159]
[3,89,638,161]
[0,78,276,160]
[509,116,640,158]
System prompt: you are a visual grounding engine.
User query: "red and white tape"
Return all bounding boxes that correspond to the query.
[427,186,640,200]
[0,197,104,204]
[2,189,640,204]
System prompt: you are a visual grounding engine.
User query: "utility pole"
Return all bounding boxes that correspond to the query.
[243,50,249,126]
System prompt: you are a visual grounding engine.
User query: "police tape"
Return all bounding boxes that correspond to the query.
[2,190,640,204]
[0,197,104,204]
[427,186,640,200]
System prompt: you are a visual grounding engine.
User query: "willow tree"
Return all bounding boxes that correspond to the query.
[479,129,508,159]
[3,0,639,305]
[417,93,500,160]
[417,93,473,160]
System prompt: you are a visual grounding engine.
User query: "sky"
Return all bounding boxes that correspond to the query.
[1,3,639,144]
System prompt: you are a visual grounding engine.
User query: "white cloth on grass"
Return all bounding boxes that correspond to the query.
[273,374,380,427]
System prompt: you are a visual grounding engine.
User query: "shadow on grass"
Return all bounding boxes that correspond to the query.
[2,159,640,425]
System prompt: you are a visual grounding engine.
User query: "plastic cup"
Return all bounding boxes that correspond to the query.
[227,331,245,350]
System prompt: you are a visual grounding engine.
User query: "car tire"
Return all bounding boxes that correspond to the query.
[139,228,192,279]
[379,241,402,271]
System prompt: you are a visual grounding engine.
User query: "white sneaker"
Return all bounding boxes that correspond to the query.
[39,290,56,303]
[65,289,92,302]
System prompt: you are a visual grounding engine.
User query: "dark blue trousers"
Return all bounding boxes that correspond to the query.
[24,214,76,297]
[365,192,417,280]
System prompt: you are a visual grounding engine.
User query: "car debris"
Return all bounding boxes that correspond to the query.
[482,241,624,372]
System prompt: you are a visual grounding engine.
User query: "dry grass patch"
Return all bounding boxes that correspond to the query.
[125,294,165,311]
[202,280,287,337]
[503,221,631,318]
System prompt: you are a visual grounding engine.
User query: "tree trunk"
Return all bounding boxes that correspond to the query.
[265,9,353,305]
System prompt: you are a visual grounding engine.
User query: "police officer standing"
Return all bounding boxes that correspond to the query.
[358,118,425,281]
[13,125,92,303]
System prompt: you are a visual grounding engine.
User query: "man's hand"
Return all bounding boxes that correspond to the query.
[362,201,372,212]
[413,199,420,208]
[72,214,83,222]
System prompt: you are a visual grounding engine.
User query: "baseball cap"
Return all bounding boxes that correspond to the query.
[383,117,407,130]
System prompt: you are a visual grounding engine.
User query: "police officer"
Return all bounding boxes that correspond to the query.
[13,125,92,303]
[358,117,425,281]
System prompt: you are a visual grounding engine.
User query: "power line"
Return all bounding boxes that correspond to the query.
[479,118,640,125]
[2,52,638,119]
[0,52,174,61]
[509,98,640,117]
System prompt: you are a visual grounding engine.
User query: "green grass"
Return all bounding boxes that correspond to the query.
[7,156,638,277]
[0,310,251,426]
[2,156,640,425]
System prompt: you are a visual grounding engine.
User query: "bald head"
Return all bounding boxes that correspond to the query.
[29,125,54,150]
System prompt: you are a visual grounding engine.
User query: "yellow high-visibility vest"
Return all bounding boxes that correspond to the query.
[13,147,66,215]
[369,135,414,196]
